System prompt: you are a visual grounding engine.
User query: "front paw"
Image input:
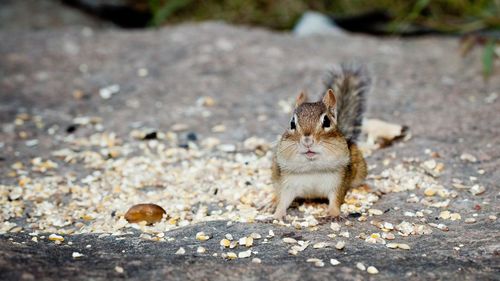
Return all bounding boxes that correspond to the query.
[273,210,286,221]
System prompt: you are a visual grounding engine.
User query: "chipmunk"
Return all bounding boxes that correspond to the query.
[272,63,370,219]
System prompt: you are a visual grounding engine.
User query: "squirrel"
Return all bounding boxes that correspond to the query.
[271,63,371,220]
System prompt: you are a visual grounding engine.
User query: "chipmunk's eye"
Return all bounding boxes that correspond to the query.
[322,115,331,128]
[290,118,296,130]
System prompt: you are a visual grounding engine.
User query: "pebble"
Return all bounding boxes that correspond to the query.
[124,204,166,225]
[114,266,124,273]
[175,247,185,255]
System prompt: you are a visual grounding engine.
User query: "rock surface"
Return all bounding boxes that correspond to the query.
[0,21,499,281]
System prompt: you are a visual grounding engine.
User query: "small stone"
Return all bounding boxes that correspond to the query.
[125,204,166,225]
[367,266,379,274]
[114,266,124,273]
[226,252,237,259]
[489,215,497,221]
[197,247,206,253]
[356,262,366,271]
[225,234,234,240]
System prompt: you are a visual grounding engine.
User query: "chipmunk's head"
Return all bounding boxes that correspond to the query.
[277,90,349,171]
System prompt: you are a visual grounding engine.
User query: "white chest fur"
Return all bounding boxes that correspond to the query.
[281,172,342,199]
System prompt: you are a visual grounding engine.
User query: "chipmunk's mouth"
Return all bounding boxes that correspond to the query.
[303,150,318,159]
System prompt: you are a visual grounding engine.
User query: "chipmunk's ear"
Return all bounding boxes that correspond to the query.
[295,91,307,107]
[323,89,337,109]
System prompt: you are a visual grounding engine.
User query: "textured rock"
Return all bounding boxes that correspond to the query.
[0,22,499,280]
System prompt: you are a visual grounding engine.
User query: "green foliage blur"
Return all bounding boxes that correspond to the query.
[148,0,500,33]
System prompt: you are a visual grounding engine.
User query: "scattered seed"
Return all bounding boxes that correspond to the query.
[367,266,379,274]
[330,259,340,265]
[356,262,366,271]
[335,241,345,250]
[72,252,84,258]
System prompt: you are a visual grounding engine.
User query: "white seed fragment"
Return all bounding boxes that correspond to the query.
[313,242,328,249]
[252,258,262,264]
[196,231,210,241]
[356,262,366,271]
[197,247,206,254]
[367,266,379,274]
[460,153,477,162]
[470,185,486,195]
[330,259,340,266]
[220,239,231,248]
[283,237,297,244]
[48,234,64,242]
[114,266,124,273]
[225,234,234,240]
[330,222,341,232]
[238,250,252,258]
[368,209,383,216]
[226,252,237,259]
[72,252,84,258]
[335,241,345,250]
[489,215,497,221]
[250,233,262,239]
[464,218,476,224]
[175,247,185,255]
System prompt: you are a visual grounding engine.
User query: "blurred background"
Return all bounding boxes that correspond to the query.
[1,0,498,77]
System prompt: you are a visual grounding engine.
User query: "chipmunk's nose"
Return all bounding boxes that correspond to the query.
[301,135,314,148]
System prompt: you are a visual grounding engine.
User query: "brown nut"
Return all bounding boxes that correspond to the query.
[124,203,166,225]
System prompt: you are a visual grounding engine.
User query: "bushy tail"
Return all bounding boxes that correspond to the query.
[323,63,371,144]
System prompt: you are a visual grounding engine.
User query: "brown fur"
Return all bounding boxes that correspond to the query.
[271,64,370,219]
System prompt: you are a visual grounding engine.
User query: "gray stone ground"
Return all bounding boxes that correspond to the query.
[0,3,499,280]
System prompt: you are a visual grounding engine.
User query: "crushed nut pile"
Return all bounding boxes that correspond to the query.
[0,113,491,273]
